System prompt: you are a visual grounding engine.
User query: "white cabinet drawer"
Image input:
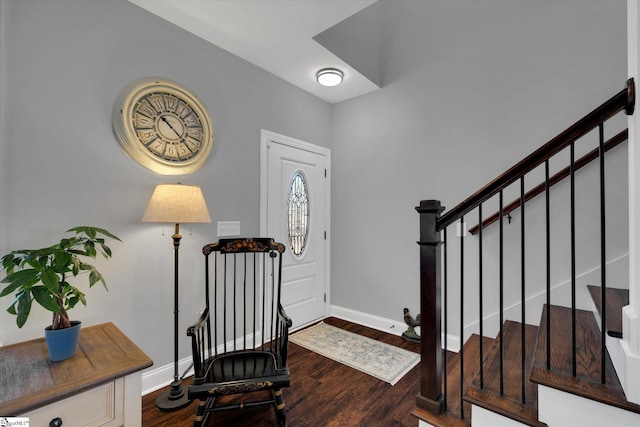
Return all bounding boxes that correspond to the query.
[23,378,124,427]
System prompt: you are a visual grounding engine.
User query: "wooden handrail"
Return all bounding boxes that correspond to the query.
[468,129,628,235]
[437,79,635,231]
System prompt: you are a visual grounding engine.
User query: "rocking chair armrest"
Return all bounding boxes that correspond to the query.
[187,307,210,377]
[276,303,292,367]
[187,306,210,337]
[277,303,292,329]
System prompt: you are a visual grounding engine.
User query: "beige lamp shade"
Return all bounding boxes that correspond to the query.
[142,184,211,224]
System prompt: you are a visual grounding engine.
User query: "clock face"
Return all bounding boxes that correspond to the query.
[113,78,213,175]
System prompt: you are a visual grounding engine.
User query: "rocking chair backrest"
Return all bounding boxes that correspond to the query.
[194,238,287,378]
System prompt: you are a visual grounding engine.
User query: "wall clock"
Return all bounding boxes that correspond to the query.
[112,77,214,175]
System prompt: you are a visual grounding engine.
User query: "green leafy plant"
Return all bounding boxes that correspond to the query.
[0,226,121,330]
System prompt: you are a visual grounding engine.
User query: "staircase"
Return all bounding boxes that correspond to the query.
[415,289,640,426]
[412,79,640,427]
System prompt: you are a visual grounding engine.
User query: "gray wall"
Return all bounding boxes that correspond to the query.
[330,0,629,333]
[0,0,629,377]
[0,0,332,371]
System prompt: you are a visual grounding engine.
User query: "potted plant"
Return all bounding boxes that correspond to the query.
[0,226,121,361]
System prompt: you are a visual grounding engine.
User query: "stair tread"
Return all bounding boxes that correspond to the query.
[530,304,640,415]
[464,320,546,427]
[413,334,493,427]
[587,285,629,338]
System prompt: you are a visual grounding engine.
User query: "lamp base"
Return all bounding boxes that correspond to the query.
[155,379,192,412]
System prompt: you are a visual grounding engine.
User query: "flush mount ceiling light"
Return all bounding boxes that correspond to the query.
[316,68,344,87]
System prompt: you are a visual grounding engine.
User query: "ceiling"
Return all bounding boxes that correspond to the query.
[129,0,383,104]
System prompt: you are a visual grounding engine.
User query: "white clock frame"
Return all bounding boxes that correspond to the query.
[112,77,214,175]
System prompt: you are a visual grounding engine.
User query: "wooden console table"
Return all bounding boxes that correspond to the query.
[0,322,153,426]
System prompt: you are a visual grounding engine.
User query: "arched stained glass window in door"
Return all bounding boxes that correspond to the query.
[287,171,310,256]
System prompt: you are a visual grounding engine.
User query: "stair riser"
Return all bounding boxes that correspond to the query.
[471,405,531,427]
[538,385,640,427]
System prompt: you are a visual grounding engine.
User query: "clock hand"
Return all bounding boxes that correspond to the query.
[160,116,182,138]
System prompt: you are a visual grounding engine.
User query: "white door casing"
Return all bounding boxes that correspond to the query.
[260,130,330,329]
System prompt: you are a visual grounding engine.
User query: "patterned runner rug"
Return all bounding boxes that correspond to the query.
[289,322,419,386]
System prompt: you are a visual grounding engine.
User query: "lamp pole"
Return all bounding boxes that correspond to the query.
[155,223,191,411]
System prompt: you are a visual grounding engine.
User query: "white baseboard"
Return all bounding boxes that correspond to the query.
[142,356,194,396]
[329,304,461,352]
[329,304,407,336]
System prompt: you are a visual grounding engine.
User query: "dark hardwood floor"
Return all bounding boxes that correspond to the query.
[142,317,421,426]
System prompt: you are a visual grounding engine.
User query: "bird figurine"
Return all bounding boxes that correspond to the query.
[402,307,421,343]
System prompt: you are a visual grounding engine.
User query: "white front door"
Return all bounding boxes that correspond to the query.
[260,130,330,328]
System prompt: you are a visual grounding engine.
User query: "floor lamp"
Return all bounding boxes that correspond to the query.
[142,183,211,412]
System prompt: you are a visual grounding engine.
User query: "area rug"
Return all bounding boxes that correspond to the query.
[289,322,420,386]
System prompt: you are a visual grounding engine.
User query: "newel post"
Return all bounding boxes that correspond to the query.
[415,200,445,414]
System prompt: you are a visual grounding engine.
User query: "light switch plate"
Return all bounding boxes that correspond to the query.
[217,221,241,237]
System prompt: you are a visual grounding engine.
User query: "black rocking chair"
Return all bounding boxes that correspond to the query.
[187,238,292,427]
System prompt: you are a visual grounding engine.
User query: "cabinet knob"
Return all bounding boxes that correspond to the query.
[50,417,63,427]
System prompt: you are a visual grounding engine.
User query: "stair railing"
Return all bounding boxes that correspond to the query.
[415,79,635,420]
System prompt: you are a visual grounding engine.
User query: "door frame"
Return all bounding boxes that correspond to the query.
[259,129,331,325]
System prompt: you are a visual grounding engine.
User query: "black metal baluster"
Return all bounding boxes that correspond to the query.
[224,254,228,353]
[270,251,277,346]
[443,227,449,412]
[599,123,607,385]
[243,252,247,350]
[499,190,505,396]
[545,160,551,370]
[213,254,218,357]
[571,142,577,377]
[253,253,257,349]
[521,176,527,404]
[233,253,238,352]
[262,252,267,351]
[478,204,484,390]
[460,216,465,419]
